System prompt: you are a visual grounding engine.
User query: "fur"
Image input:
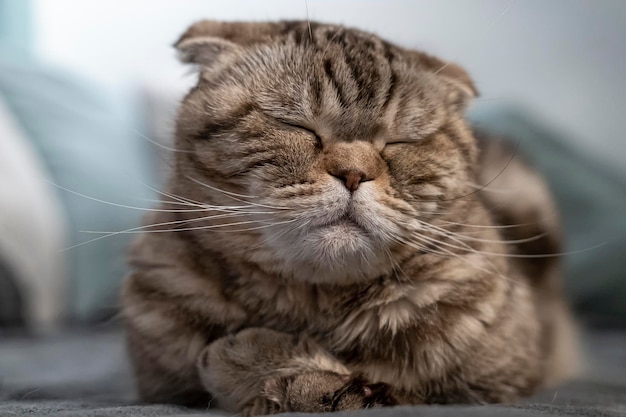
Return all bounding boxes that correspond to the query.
[121,20,577,414]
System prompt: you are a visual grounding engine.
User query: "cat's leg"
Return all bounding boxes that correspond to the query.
[122,263,248,407]
[125,318,212,406]
[198,327,399,415]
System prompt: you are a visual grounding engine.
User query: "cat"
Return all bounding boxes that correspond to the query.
[121,20,578,415]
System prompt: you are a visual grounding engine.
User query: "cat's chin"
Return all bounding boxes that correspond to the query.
[261,220,392,285]
[315,218,364,237]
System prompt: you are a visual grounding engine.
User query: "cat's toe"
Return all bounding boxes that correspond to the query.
[363,381,400,407]
[241,395,282,417]
[332,376,398,410]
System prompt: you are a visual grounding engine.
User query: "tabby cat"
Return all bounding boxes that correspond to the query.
[121,20,577,415]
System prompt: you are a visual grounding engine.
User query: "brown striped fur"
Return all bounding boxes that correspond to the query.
[121,21,577,414]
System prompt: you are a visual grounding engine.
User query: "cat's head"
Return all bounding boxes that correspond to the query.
[172,21,478,284]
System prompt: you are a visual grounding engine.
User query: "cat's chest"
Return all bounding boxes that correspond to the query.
[224,273,341,331]
[225,273,451,348]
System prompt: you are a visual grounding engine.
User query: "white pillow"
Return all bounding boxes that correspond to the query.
[0,96,68,330]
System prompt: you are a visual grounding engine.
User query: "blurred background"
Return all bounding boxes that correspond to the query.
[1,0,625,332]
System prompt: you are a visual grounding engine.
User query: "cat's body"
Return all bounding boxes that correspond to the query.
[122,21,577,414]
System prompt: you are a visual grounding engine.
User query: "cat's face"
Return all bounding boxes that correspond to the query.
[173,21,478,284]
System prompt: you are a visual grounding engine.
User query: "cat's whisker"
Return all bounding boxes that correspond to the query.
[187,176,261,200]
[432,0,517,77]
[136,179,215,209]
[187,176,291,210]
[401,234,510,284]
[132,128,194,153]
[245,223,295,252]
[80,211,278,234]
[479,243,608,259]
[471,96,508,103]
[402,234,468,259]
[304,0,313,42]
[381,244,410,282]
[294,217,314,232]
[422,220,479,240]
[406,228,522,283]
[153,193,276,213]
[411,226,515,279]
[424,219,513,249]
[138,198,202,207]
[411,223,607,260]
[81,219,288,236]
[418,222,477,252]
[46,179,271,214]
[140,183,204,207]
[64,210,280,251]
[440,229,551,246]
[434,141,520,203]
[354,238,378,271]
[437,219,536,230]
[464,181,517,194]
[320,27,342,59]
[415,205,485,217]
[393,232,455,258]
[211,218,299,234]
[45,179,212,213]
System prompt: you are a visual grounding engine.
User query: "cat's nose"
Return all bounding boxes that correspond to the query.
[329,168,371,192]
[324,141,384,192]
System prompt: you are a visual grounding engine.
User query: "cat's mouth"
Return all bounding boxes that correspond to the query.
[314,201,369,233]
[260,198,394,283]
[323,216,361,229]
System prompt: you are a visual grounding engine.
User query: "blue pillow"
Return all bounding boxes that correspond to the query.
[469,103,626,326]
[0,54,156,322]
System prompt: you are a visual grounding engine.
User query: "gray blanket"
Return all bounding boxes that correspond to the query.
[1,329,625,416]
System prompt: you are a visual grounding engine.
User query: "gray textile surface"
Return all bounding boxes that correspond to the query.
[1,330,625,416]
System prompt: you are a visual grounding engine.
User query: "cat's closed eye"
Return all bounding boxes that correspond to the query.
[384,140,414,146]
[276,119,322,144]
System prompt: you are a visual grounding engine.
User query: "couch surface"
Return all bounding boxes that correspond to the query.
[1,329,624,417]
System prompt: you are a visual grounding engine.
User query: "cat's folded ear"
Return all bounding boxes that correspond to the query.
[175,21,242,66]
[408,50,478,111]
[174,20,284,66]
[437,61,478,108]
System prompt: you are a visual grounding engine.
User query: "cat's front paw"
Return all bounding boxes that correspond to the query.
[240,395,282,417]
[331,376,399,410]
[261,371,398,414]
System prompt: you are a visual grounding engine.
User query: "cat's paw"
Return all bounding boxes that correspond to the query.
[262,371,398,414]
[240,395,282,417]
[328,375,399,411]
